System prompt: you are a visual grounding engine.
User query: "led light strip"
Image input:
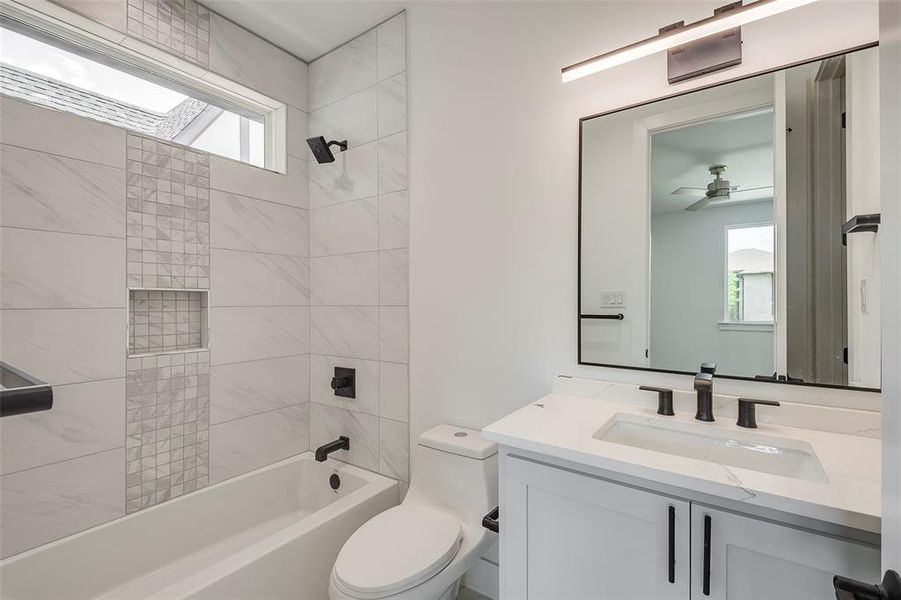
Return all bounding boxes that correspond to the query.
[561,0,820,83]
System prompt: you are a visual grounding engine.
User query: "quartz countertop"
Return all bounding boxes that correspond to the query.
[482,392,881,533]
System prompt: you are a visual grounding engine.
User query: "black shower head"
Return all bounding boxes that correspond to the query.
[306,136,348,164]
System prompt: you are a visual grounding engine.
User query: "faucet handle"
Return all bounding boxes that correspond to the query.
[694,372,713,390]
[736,398,780,429]
[700,362,717,375]
[639,386,674,416]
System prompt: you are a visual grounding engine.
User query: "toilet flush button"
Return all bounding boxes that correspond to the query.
[454,432,468,437]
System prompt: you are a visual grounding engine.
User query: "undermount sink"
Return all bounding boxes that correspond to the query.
[594,413,829,483]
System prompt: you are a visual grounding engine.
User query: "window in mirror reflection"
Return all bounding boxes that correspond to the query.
[725,224,774,324]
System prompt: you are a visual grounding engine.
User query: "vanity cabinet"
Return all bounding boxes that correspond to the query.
[501,455,880,600]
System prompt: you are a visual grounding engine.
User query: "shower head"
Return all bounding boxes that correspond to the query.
[306,136,348,164]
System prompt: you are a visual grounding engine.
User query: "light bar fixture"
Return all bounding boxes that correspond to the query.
[561,0,820,83]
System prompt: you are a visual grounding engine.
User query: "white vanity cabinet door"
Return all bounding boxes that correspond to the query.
[690,505,881,600]
[502,456,690,600]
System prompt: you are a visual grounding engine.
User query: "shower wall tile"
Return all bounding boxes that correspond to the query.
[309,29,377,110]
[379,249,408,306]
[0,144,125,238]
[210,355,309,424]
[287,105,310,160]
[0,378,126,476]
[379,418,409,482]
[210,306,310,366]
[308,86,378,152]
[379,362,408,423]
[377,13,406,81]
[310,253,379,306]
[0,228,125,309]
[0,448,125,559]
[209,13,307,109]
[209,403,309,484]
[308,142,378,208]
[127,0,210,67]
[310,354,380,416]
[377,73,406,138]
[0,97,125,168]
[378,131,407,194]
[310,197,378,257]
[128,289,206,354]
[210,249,309,307]
[378,191,409,250]
[310,306,380,360]
[309,403,379,471]
[50,0,128,33]
[210,190,309,256]
[210,155,308,209]
[125,351,210,513]
[379,306,409,364]
[0,309,125,386]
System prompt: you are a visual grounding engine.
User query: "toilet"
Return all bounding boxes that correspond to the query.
[329,424,498,600]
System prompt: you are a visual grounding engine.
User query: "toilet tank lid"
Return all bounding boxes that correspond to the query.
[418,424,497,459]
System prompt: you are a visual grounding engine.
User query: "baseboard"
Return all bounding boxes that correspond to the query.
[462,557,499,599]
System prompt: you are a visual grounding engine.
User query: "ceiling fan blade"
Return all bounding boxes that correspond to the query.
[671,186,707,196]
[685,196,712,211]
[733,185,774,193]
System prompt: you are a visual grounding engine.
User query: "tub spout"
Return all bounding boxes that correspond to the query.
[315,436,350,462]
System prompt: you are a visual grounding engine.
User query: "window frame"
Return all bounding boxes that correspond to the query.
[0,1,286,173]
[723,221,776,326]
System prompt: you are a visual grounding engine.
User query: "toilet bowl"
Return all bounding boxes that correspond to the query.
[329,424,498,600]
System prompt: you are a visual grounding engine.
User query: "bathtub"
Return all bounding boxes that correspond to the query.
[1,453,398,599]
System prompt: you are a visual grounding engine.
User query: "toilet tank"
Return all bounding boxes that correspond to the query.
[405,425,498,525]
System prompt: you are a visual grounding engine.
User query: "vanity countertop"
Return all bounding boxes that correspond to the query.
[482,392,881,533]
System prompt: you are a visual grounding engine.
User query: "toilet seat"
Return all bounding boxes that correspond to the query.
[332,505,462,598]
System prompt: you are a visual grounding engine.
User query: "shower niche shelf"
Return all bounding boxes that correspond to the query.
[128,288,209,357]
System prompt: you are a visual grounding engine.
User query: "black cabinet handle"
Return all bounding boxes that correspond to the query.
[703,514,712,596]
[668,505,675,583]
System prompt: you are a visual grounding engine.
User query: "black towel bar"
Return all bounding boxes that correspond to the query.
[482,506,499,533]
[580,313,624,320]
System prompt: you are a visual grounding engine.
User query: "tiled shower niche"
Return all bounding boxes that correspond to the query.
[128,289,209,356]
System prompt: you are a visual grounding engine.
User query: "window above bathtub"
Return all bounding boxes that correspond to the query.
[0,7,286,172]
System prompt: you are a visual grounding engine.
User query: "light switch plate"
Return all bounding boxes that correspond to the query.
[601,291,626,308]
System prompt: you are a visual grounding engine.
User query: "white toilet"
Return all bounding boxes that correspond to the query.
[329,424,498,600]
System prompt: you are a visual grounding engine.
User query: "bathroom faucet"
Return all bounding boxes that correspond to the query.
[694,362,716,422]
[315,436,350,462]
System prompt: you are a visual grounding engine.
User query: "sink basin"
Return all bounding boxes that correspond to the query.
[594,414,829,483]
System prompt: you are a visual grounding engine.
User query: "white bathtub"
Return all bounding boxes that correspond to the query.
[1,453,397,599]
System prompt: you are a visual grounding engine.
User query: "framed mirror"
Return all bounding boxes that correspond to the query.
[579,45,881,391]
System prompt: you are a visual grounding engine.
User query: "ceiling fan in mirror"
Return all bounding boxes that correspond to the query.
[671,164,773,211]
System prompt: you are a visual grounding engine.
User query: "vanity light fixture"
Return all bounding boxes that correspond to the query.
[561,0,820,83]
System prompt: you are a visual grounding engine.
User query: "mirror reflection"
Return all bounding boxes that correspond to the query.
[579,46,880,389]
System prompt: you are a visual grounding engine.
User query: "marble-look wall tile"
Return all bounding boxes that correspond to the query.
[287,105,310,160]
[377,73,406,138]
[0,309,125,385]
[379,362,408,423]
[379,249,408,306]
[380,306,408,364]
[310,253,378,306]
[127,0,210,67]
[210,190,308,256]
[210,155,307,209]
[308,142,377,208]
[128,289,206,354]
[378,191,409,250]
[0,97,125,168]
[209,13,308,110]
[211,249,309,307]
[310,354,379,415]
[0,448,125,559]
[50,0,128,33]
[1,228,125,309]
[1,144,125,238]
[308,87,377,152]
[309,403,378,471]
[377,13,406,81]
[210,306,309,365]
[0,379,125,476]
[310,197,378,257]
[309,30,377,111]
[378,131,407,194]
[210,403,309,484]
[379,418,409,481]
[211,355,309,424]
[310,306,379,360]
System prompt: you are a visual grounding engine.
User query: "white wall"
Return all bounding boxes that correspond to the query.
[407,0,880,440]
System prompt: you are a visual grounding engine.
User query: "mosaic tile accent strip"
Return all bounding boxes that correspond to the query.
[126,134,210,289]
[127,0,211,67]
[129,289,208,355]
[126,351,210,513]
